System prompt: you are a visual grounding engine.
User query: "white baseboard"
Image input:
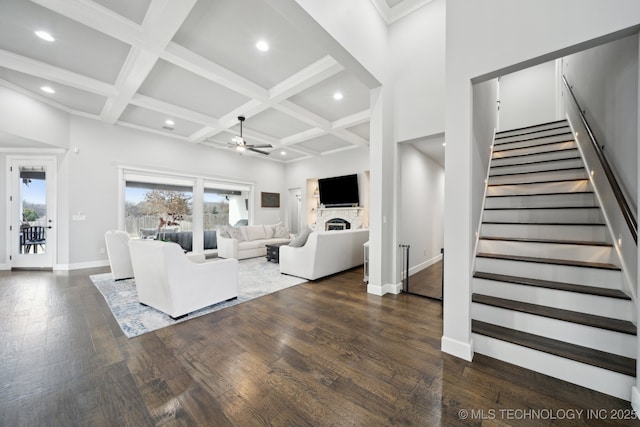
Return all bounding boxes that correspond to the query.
[55,260,109,271]
[441,335,474,361]
[403,253,443,278]
[367,282,402,296]
[0,264,10,271]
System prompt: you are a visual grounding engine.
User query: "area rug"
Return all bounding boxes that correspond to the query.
[90,257,307,338]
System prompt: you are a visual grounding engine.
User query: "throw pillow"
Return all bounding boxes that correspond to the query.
[263,224,276,239]
[288,226,312,247]
[274,225,289,239]
[217,225,231,238]
[244,225,267,241]
[228,227,245,241]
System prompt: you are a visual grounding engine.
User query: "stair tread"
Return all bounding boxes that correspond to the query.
[484,206,599,210]
[472,320,636,377]
[489,167,585,178]
[490,156,581,169]
[495,120,568,138]
[488,178,588,187]
[473,271,629,299]
[476,252,620,270]
[472,294,636,335]
[492,146,577,161]
[487,190,594,198]
[493,135,573,151]
[478,236,612,247]
[482,221,605,226]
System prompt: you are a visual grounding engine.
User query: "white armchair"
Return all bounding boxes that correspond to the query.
[129,239,238,319]
[104,230,134,280]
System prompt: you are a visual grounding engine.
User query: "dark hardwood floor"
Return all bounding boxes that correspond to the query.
[1,266,639,426]
[407,260,443,300]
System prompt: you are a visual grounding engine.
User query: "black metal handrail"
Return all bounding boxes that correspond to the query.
[562,74,637,244]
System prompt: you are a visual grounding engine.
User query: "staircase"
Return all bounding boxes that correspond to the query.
[472,119,637,400]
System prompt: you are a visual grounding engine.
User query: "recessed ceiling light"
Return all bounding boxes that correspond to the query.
[442,142,446,147]
[35,30,55,42]
[280,151,287,156]
[256,40,269,52]
[333,92,343,101]
[165,119,175,126]
[41,86,55,94]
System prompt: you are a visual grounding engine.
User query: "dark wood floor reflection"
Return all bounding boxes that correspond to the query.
[1,267,638,426]
[407,260,443,299]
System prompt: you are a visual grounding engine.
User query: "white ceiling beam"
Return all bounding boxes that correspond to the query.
[280,128,325,146]
[331,129,369,146]
[130,94,221,128]
[268,55,343,103]
[30,0,145,46]
[0,49,116,97]
[116,120,189,141]
[274,100,331,130]
[162,43,268,102]
[331,109,371,130]
[100,0,198,124]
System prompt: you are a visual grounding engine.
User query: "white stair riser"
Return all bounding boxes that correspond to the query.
[494,141,576,159]
[480,223,607,242]
[473,334,634,401]
[485,193,598,209]
[495,124,571,141]
[477,241,616,264]
[474,257,622,288]
[490,158,584,176]
[472,304,636,358]
[491,150,578,167]
[483,208,602,223]
[473,278,633,321]
[487,180,591,196]
[488,169,587,185]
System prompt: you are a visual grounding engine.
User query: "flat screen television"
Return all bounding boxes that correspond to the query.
[318,174,359,207]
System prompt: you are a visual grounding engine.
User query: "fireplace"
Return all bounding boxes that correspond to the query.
[325,218,351,231]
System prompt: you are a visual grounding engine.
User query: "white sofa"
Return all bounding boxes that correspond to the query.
[279,229,369,280]
[129,239,238,319]
[217,224,291,259]
[104,230,134,280]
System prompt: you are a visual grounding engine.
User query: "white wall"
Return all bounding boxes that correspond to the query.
[0,86,70,148]
[563,34,638,210]
[65,116,286,267]
[284,146,370,217]
[397,144,444,274]
[444,0,640,361]
[390,0,446,141]
[498,61,558,131]
[472,78,499,257]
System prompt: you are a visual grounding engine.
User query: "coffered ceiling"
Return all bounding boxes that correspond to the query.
[0,0,381,162]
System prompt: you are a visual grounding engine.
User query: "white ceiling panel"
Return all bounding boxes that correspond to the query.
[241,108,313,139]
[138,59,250,118]
[0,67,106,115]
[297,134,352,153]
[385,0,405,7]
[172,0,327,88]
[119,105,203,137]
[347,122,370,140]
[0,0,130,84]
[92,0,151,25]
[288,71,370,122]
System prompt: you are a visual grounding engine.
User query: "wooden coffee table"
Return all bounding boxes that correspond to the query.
[266,242,288,263]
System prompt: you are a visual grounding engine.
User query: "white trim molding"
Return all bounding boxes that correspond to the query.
[441,335,474,362]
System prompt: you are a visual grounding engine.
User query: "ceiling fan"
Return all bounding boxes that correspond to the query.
[230,116,272,155]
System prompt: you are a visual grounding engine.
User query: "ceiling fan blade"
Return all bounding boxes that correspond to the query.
[248,147,271,155]
[247,144,272,148]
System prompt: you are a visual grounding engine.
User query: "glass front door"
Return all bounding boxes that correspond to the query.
[10,158,55,269]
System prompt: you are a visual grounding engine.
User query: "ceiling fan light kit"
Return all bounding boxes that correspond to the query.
[230,116,272,156]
